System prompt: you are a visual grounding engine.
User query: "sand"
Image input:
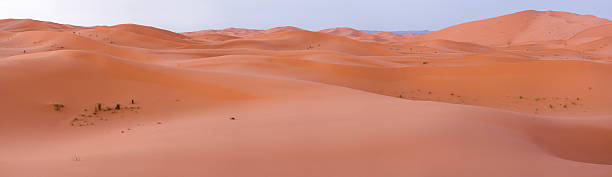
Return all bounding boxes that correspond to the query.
[1,10,612,177]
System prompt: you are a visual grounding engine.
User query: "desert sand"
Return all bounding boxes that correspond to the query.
[1,10,612,177]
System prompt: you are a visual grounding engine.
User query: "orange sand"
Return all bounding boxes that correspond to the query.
[1,10,612,177]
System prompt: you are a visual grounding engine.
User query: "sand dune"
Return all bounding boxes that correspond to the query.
[319,27,417,42]
[182,27,261,37]
[263,26,304,34]
[182,26,303,38]
[2,10,612,177]
[181,30,398,56]
[425,10,611,46]
[2,50,612,177]
[396,39,495,53]
[178,54,612,116]
[319,27,370,38]
[76,25,196,49]
[567,24,612,45]
[188,33,242,41]
[0,19,84,32]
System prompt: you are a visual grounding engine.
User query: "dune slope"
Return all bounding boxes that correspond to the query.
[2,51,612,177]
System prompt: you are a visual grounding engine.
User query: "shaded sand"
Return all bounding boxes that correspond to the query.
[2,10,612,177]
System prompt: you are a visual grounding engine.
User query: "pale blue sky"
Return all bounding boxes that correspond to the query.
[1,0,611,32]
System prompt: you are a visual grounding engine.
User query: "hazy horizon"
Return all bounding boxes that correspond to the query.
[1,0,611,32]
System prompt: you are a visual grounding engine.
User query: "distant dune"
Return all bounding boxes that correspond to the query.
[1,10,612,177]
[181,26,303,38]
[361,30,432,34]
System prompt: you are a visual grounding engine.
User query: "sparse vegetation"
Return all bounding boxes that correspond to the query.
[53,104,65,111]
[67,99,145,128]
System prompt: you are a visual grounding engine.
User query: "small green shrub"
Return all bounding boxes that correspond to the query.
[115,104,121,110]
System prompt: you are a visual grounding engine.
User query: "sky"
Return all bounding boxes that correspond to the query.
[1,0,611,32]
